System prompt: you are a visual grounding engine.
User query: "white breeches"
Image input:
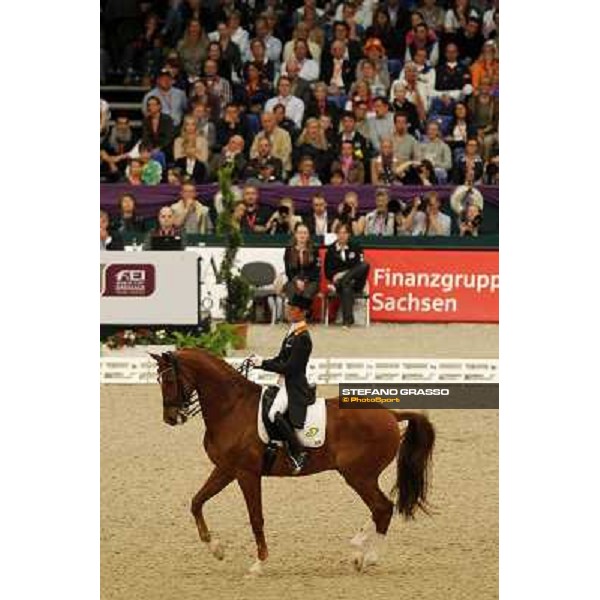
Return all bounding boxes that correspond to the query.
[268,380,288,423]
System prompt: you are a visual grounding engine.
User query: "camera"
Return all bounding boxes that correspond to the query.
[278,205,290,217]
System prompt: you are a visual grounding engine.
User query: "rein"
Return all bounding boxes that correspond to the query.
[158,352,202,419]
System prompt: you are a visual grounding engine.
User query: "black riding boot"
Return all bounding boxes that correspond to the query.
[274,412,308,475]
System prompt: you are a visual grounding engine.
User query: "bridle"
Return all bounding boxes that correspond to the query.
[157,352,202,420]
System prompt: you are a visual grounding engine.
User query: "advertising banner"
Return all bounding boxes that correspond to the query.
[365,249,499,322]
[100,251,199,325]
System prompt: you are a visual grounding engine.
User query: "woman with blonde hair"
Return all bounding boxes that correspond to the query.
[176,19,209,77]
[173,114,209,163]
[294,118,333,181]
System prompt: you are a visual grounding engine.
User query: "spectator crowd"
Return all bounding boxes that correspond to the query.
[101,0,499,189]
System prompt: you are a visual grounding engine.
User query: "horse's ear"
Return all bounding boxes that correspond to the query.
[149,352,162,362]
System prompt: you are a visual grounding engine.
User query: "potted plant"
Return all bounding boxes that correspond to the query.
[215,164,254,349]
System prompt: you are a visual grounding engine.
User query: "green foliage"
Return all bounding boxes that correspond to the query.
[216,164,253,323]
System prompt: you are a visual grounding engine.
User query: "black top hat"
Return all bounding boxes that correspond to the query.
[289,294,312,312]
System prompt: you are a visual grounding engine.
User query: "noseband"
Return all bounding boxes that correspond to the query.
[158,352,202,419]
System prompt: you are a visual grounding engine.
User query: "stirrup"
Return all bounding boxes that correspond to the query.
[289,451,308,475]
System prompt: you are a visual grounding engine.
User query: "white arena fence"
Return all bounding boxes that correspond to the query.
[100,357,498,385]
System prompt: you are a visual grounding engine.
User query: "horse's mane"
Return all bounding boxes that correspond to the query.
[180,347,261,393]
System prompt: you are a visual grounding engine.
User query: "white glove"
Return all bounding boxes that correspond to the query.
[250,354,263,367]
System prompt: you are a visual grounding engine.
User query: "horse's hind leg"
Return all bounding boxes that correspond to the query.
[191,467,234,560]
[341,472,394,570]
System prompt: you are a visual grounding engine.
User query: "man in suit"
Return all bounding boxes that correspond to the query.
[174,143,207,184]
[251,294,314,474]
[304,192,334,236]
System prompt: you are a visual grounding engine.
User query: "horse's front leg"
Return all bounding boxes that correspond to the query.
[191,467,234,560]
[237,471,268,576]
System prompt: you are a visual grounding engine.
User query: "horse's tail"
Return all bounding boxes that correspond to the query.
[390,410,435,520]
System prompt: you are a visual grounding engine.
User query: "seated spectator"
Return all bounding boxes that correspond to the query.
[366,97,395,153]
[173,114,209,164]
[359,37,391,88]
[389,61,428,120]
[371,138,403,185]
[111,193,145,236]
[176,18,209,78]
[395,196,423,236]
[272,103,299,142]
[281,39,320,100]
[320,39,355,95]
[142,68,187,128]
[253,15,283,70]
[249,112,293,176]
[100,209,124,251]
[353,99,371,139]
[215,102,248,151]
[450,182,485,234]
[458,203,482,237]
[346,80,375,117]
[332,191,366,236]
[163,53,189,93]
[190,100,217,151]
[293,1,326,28]
[124,158,144,186]
[289,156,323,186]
[231,200,246,232]
[453,138,484,184]
[445,101,475,156]
[364,189,395,236]
[483,0,499,41]
[456,15,485,66]
[167,167,184,185]
[323,21,363,73]
[411,191,451,236]
[431,42,472,110]
[142,95,175,161]
[331,140,365,184]
[392,112,421,163]
[208,21,243,81]
[304,82,340,131]
[174,142,207,184]
[228,10,250,60]
[470,40,499,94]
[335,111,372,167]
[468,78,499,161]
[121,12,164,84]
[324,222,370,328]
[240,184,270,234]
[239,63,273,115]
[138,144,163,185]
[283,222,321,306]
[171,182,213,234]
[294,118,333,182]
[100,115,137,181]
[399,47,436,98]
[396,158,438,185]
[390,83,422,137]
[212,135,247,183]
[244,137,285,183]
[405,22,439,66]
[266,197,303,235]
[243,38,276,87]
[356,58,388,99]
[145,206,184,248]
[420,0,446,33]
[283,22,323,66]
[419,120,452,183]
[202,58,232,120]
[265,76,306,130]
[304,192,334,236]
[334,0,375,31]
[364,8,405,60]
[204,40,234,82]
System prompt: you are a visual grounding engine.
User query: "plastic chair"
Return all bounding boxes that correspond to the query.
[241,262,279,324]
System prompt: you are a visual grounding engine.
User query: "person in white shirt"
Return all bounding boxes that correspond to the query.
[265,76,305,129]
[281,39,320,84]
[412,191,451,236]
[227,11,250,59]
[283,22,322,66]
[334,0,377,29]
[253,16,283,70]
[389,61,429,121]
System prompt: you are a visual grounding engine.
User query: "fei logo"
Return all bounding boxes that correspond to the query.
[102,264,156,297]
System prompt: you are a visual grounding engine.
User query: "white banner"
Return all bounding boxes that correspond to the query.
[100,251,199,325]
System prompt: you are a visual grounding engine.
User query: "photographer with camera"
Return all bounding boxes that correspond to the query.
[331,191,366,237]
[411,191,451,236]
[450,183,485,238]
[365,189,395,236]
[393,196,423,236]
[266,197,303,235]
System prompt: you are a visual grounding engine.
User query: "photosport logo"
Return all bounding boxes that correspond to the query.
[102,264,156,297]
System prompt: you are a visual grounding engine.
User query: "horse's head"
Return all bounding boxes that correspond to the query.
[150,351,200,426]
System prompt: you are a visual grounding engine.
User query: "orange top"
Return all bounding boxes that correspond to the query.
[470,59,499,91]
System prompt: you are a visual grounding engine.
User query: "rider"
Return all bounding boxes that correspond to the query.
[251,294,313,474]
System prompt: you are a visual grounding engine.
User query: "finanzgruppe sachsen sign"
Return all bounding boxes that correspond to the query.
[365,249,499,322]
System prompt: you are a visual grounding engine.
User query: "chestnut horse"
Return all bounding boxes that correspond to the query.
[150,348,435,575]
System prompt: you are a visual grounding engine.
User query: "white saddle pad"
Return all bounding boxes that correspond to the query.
[257,389,327,448]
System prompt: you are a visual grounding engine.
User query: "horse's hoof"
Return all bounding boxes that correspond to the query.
[245,559,265,577]
[352,551,364,572]
[209,539,225,560]
[363,549,378,567]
